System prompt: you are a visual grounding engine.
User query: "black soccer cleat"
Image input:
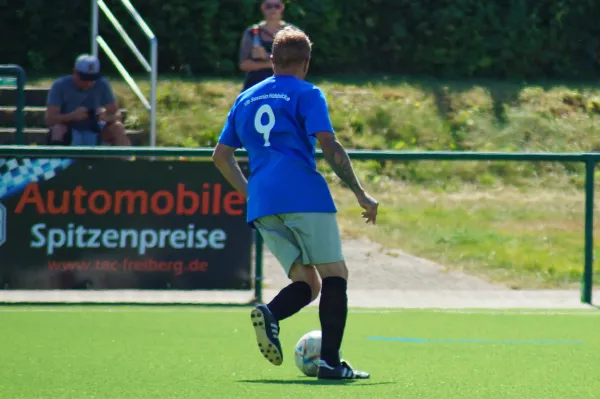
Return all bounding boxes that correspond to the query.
[317,360,370,380]
[250,305,283,366]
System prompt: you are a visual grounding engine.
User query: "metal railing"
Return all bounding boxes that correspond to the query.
[0,65,26,144]
[91,0,158,146]
[0,146,597,305]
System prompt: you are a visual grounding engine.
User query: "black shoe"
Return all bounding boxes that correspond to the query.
[317,360,370,380]
[250,305,283,366]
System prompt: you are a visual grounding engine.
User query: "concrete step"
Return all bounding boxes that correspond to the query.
[0,86,147,147]
[0,87,49,107]
[0,106,129,128]
[0,128,148,146]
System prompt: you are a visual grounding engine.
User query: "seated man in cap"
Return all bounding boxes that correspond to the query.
[45,54,131,146]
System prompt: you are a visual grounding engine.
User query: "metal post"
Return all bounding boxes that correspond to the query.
[1,65,26,144]
[582,160,595,304]
[91,0,99,56]
[254,231,264,304]
[15,66,25,145]
[150,38,158,147]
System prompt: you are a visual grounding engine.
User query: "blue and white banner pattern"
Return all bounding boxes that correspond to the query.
[0,158,74,200]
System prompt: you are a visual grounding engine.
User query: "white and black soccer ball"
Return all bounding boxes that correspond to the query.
[294,330,322,377]
[294,330,343,377]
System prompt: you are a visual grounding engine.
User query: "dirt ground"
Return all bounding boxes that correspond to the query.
[262,238,505,291]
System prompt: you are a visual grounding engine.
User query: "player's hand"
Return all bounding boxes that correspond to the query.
[71,107,89,121]
[356,191,379,224]
[252,46,269,60]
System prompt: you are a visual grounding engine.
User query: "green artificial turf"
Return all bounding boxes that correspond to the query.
[1,306,599,398]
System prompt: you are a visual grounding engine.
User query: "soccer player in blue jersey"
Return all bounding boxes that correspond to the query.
[212,27,378,380]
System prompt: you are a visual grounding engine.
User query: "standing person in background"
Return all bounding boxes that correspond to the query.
[238,0,296,92]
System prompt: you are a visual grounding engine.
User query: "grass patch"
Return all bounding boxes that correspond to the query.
[1,306,599,399]
[29,75,600,189]
[27,75,600,286]
[331,182,599,289]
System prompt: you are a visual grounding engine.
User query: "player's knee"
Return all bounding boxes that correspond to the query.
[289,264,321,302]
[333,263,348,280]
[299,278,320,302]
[308,279,321,302]
[315,261,348,281]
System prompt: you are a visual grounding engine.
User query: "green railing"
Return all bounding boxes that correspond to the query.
[0,65,26,144]
[92,0,158,146]
[0,145,597,304]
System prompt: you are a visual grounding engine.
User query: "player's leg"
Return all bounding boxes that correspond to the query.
[266,263,321,322]
[314,260,367,379]
[284,213,369,379]
[250,215,320,366]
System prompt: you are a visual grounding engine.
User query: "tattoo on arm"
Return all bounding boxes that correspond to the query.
[323,140,363,195]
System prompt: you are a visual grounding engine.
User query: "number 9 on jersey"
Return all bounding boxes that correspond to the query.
[254,104,276,147]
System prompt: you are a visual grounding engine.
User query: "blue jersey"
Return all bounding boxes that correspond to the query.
[218,75,337,225]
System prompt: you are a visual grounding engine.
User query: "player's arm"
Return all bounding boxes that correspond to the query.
[301,87,378,223]
[213,104,248,198]
[212,143,248,198]
[316,133,378,224]
[300,88,365,196]
[316,132,363,196]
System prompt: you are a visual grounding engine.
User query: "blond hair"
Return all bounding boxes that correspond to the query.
[272,27,312,69]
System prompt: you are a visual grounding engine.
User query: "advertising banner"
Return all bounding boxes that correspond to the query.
[0,157,252,290]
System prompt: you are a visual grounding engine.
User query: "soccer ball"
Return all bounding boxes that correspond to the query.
[294,330,322,377]
[294,330,344,377]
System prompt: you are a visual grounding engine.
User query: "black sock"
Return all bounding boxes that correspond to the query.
[267,281,312,322]
[319,276,348,367]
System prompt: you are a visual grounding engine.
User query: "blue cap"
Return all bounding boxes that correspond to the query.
[74,54,101,81]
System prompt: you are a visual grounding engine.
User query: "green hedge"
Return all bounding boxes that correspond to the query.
[2,0,599,79]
